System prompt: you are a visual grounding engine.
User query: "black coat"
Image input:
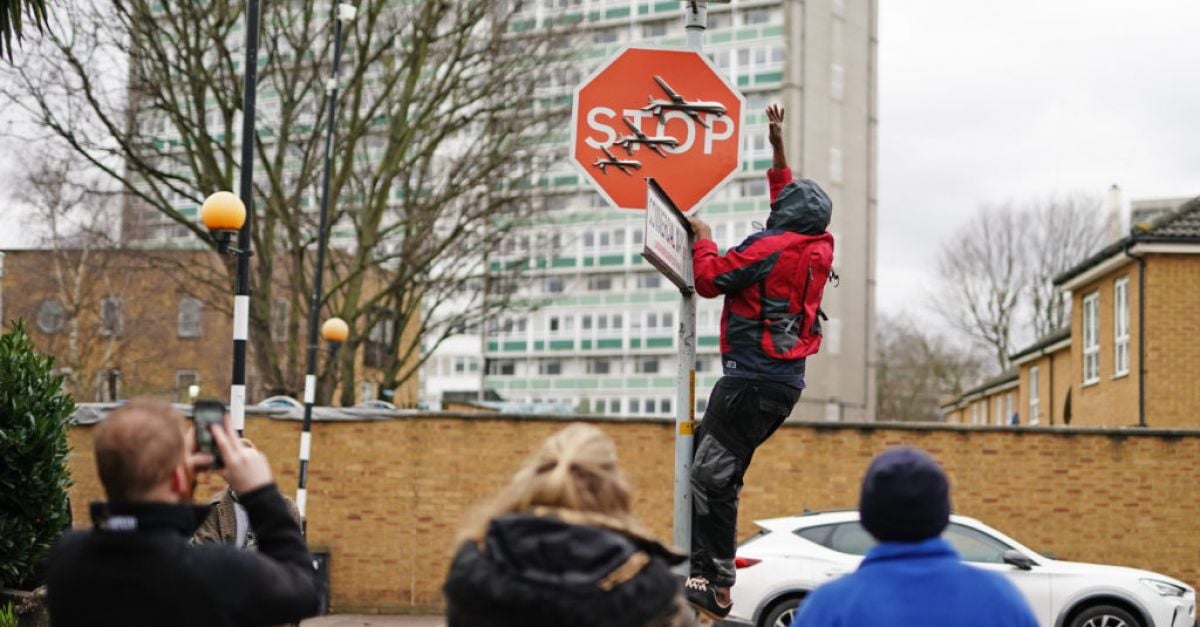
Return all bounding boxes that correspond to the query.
[46,484,322,627]
[443,511,695,627]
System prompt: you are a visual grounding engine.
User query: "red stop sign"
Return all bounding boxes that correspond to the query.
[571,47,744,214]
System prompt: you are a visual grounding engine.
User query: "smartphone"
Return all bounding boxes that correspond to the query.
[192,399,226,469]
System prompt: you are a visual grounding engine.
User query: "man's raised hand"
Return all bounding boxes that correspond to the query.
[766,103,785,148]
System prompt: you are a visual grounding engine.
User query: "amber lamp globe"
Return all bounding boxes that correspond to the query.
[201,191,247,233]
[321,317,350,344]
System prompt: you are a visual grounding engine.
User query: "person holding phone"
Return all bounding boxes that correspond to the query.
[46,400,322,627]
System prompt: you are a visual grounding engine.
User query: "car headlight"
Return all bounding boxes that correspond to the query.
[1141,579,1187,597]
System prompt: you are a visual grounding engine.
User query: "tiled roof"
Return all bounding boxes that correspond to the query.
[940,368,1019,410]
[1009,327,1071,363]
[1054,196,1200,286]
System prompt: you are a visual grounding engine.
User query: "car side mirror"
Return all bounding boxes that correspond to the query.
[1003,549,1035,571]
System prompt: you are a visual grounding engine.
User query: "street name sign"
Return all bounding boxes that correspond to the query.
[643,179,693,293]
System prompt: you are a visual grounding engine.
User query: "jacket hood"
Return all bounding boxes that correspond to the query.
[767,178,833,234]
[443,512,684,627]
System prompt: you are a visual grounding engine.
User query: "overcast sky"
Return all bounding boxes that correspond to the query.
[4,1,1200,318]
[876,0,1200,317]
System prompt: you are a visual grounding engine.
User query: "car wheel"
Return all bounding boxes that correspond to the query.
[761,597,803,627]
[1069,604,1142,627]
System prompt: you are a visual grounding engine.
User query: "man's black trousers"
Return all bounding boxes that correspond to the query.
[689,376,801,587]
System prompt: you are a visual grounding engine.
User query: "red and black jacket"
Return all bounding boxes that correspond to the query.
[693,168,835,388]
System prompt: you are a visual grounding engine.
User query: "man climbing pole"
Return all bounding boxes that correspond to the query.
[683,103,836,620]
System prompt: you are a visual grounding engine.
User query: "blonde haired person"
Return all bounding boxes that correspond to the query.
[443,423,696,627]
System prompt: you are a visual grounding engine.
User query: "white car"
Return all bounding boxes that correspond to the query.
[725,510,1195,627]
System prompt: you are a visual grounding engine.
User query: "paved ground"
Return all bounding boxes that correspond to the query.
[302,616,445,626]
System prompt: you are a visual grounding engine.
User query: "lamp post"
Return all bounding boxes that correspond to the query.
[294,1,357,535]
[228,0,263,436]
[295,316,348,532]
[202,191,251,429]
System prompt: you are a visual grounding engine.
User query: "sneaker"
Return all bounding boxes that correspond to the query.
[684,576,732,620]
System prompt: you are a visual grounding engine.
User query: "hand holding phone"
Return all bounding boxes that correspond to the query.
[192,399,226,469]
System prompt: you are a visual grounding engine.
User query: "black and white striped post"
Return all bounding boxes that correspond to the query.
[295,1,357,531]
[230,0,263,436]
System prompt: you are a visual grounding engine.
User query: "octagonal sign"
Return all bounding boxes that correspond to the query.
[572,46,744,214]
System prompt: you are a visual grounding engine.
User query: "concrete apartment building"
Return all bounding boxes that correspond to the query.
[106,0,875,420]
[424,0,879,422]
[942,197,1200,428]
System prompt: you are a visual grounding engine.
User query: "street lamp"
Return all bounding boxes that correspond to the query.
[294,2,358,536]
[295,315,349,534]
[201,190,252,436]
[321,316,349,353]
[200,191,247,254]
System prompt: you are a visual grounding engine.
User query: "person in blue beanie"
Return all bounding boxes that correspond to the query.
[790,447,1038,627]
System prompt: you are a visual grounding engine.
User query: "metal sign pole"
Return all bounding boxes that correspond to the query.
[670,0,711,574]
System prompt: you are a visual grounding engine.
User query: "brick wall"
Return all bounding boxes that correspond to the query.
[1070,260,1141,427]
[1145,254,1200,427]
[66,414,1200,613]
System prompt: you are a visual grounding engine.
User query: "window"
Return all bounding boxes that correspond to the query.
[628,398,639,414]
[829,147,843,183]
[743,8,771,25]
[636,358,659,374]
[36,299,66,334]
[970,403,980,425]
[659,398,672,414]
[1029,366,1040,425]
[96,368,122,402]
[637,274,661,289]
[1005,393,1014,426]
[942,524,1012,564]
[647,312,658,329]
[545,277,565,293]
[175,370,199,403]
[588,276,613,291]
[609,399,621,414]
[831,63,845,101]
[662,312,673,329]
[270,298,289,340]
[100,297,123,337]
[587,359,611,375]
[365,314,396,369]
[994,395,1004,426]
[360,381,377,403]
[642,21,667,38]
[707,11,732,29]
[488,359,516,376]
[644,398,656,414]
[178,298,202,338]
[1114,277,1129,376]
[539,360,562,375]
[1082,292,1100,384]
[612,314,623,329]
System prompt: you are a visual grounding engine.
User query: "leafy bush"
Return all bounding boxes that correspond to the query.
[0,321,73,589]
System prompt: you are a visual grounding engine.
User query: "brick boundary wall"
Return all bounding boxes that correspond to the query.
[64,411,1200,613]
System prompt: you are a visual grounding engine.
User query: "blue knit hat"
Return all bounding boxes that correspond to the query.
[858,447,950,542]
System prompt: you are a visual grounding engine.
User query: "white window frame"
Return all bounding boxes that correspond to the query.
[970,403,980,425]
[1082,292,1100,385]
[1005,392,1013,426]
[993,395,1004,426]
[1029,366,1040,425]
[1114,277,1130,377]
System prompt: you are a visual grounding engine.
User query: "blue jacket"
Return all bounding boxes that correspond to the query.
[790,538,1038,627]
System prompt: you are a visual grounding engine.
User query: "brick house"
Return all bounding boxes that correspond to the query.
[0,249,417,405]
[941,197,1200,427]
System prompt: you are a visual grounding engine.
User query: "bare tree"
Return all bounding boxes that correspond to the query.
[10,146,124,399]
[1,1,569,403]
[876,312,987,422]
[934,204,1025,372]
[1026,194,1107,337]
[933,195,1106,373]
